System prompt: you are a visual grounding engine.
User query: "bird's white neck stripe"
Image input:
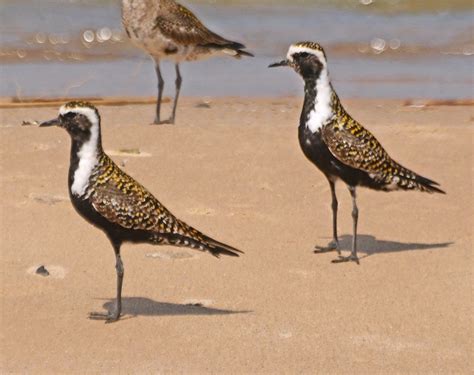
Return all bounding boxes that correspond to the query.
[71,133,99,197]
[66,108,100,197]
[306,68,334,133]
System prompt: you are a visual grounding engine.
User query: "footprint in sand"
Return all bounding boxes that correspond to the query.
[29,193,69,205]
[182,298,213,307]
[186,207,216,216]
[31,142,55,151]
[145,250,197,260]
[279,331,293,339]
[288,269,312,278]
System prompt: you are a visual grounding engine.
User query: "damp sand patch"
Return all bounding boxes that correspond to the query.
[106,148,152,157]
[29,193,69,205]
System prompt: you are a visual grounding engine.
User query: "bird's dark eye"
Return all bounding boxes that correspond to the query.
[299,52,310,58]
[61,112,76,121]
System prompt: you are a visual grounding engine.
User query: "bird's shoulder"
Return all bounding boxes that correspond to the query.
[154,1,227,45]
[89,154,178,232]
[322,111,392,173]
[160,0,203,27]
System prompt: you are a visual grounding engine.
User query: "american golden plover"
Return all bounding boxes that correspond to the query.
[40,101,242,322]
[269,41,444,263]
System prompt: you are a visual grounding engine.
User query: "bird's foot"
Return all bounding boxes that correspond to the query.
[331,254,359,265]
[89,310,121,323]
[151,118,175,125]
[314,240,340,254]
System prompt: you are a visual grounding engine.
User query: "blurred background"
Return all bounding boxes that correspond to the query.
[1,0,473,100]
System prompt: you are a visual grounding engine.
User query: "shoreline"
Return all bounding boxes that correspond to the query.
[1,96,473,109]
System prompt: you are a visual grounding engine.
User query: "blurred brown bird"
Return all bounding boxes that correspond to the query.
[122,0,253,124]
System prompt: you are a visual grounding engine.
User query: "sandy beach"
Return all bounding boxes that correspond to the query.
[0,98,472,373]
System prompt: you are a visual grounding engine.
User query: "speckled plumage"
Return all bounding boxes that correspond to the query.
[121,0,253,124]
[270,41,444,263]
[320,95,442,193]
[87,152,229,251]
[40,102,241,321]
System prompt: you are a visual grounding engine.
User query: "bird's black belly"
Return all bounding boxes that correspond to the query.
[70,194,153,245]
[298,125,375,188]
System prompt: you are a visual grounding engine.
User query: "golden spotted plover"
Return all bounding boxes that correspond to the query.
[122,0,253,124]
[269,41,445,264]
[40,101,242,322]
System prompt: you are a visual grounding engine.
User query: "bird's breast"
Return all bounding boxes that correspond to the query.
[299,126,322,152]
[298,126,340,177]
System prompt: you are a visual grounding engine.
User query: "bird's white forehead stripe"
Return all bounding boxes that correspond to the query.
[287,46,317,59]
[287,46,326,66]
[59,106,99,126]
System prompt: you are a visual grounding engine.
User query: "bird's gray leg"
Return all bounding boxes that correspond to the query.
[113,250,124,321]
[332,186,359,264]
[89,242,124,322]
[329,180,340,252]
[153,60,165,125]
[314,179,340,254]
[168,63,182,124]
[349,186,359,262]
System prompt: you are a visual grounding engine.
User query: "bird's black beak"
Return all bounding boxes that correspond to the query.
[39,118,60,127]
[268,59,289,68]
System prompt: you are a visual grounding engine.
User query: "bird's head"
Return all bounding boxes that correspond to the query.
[269,41,328,80]
[40,101,101,143]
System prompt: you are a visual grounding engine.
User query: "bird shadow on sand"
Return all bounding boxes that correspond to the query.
[96,297,250,319]
[315,234,453,260]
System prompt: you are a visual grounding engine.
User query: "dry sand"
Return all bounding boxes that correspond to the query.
[1,98,472,373]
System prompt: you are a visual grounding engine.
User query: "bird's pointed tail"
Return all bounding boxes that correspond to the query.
[411,173,445,194]
[386,162,445,194]
[234,49,254,58]
[200,233,244,257]
[152,225,243,257]
[203,39,254,59]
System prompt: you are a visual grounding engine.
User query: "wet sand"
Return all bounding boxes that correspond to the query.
[0,98,472,373]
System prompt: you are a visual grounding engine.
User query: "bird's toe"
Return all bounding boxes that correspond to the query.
[331,254,359,265]
[314,240,339,254]
[89,310,121,322]
[151,118,174,125]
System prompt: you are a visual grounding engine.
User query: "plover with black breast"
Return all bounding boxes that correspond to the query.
[40,101,242,322]
[270,41,444,264]
[122,0,253,124]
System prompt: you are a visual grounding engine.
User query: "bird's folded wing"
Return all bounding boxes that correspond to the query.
[321,121,392,174]
[154,5,240,47]
[90,174,177,232]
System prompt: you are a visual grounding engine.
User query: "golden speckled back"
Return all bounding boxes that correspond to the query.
[88,154,203,240]
[322,98,432,190]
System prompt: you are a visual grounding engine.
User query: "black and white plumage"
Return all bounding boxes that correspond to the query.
[269,41,445,263]
[122,0,253,124]
[40,101,242,322]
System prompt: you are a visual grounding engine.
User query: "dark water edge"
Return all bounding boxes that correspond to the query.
[1,1,473,99]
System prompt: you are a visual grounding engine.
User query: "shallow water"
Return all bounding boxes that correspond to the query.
[1,0,473,99]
